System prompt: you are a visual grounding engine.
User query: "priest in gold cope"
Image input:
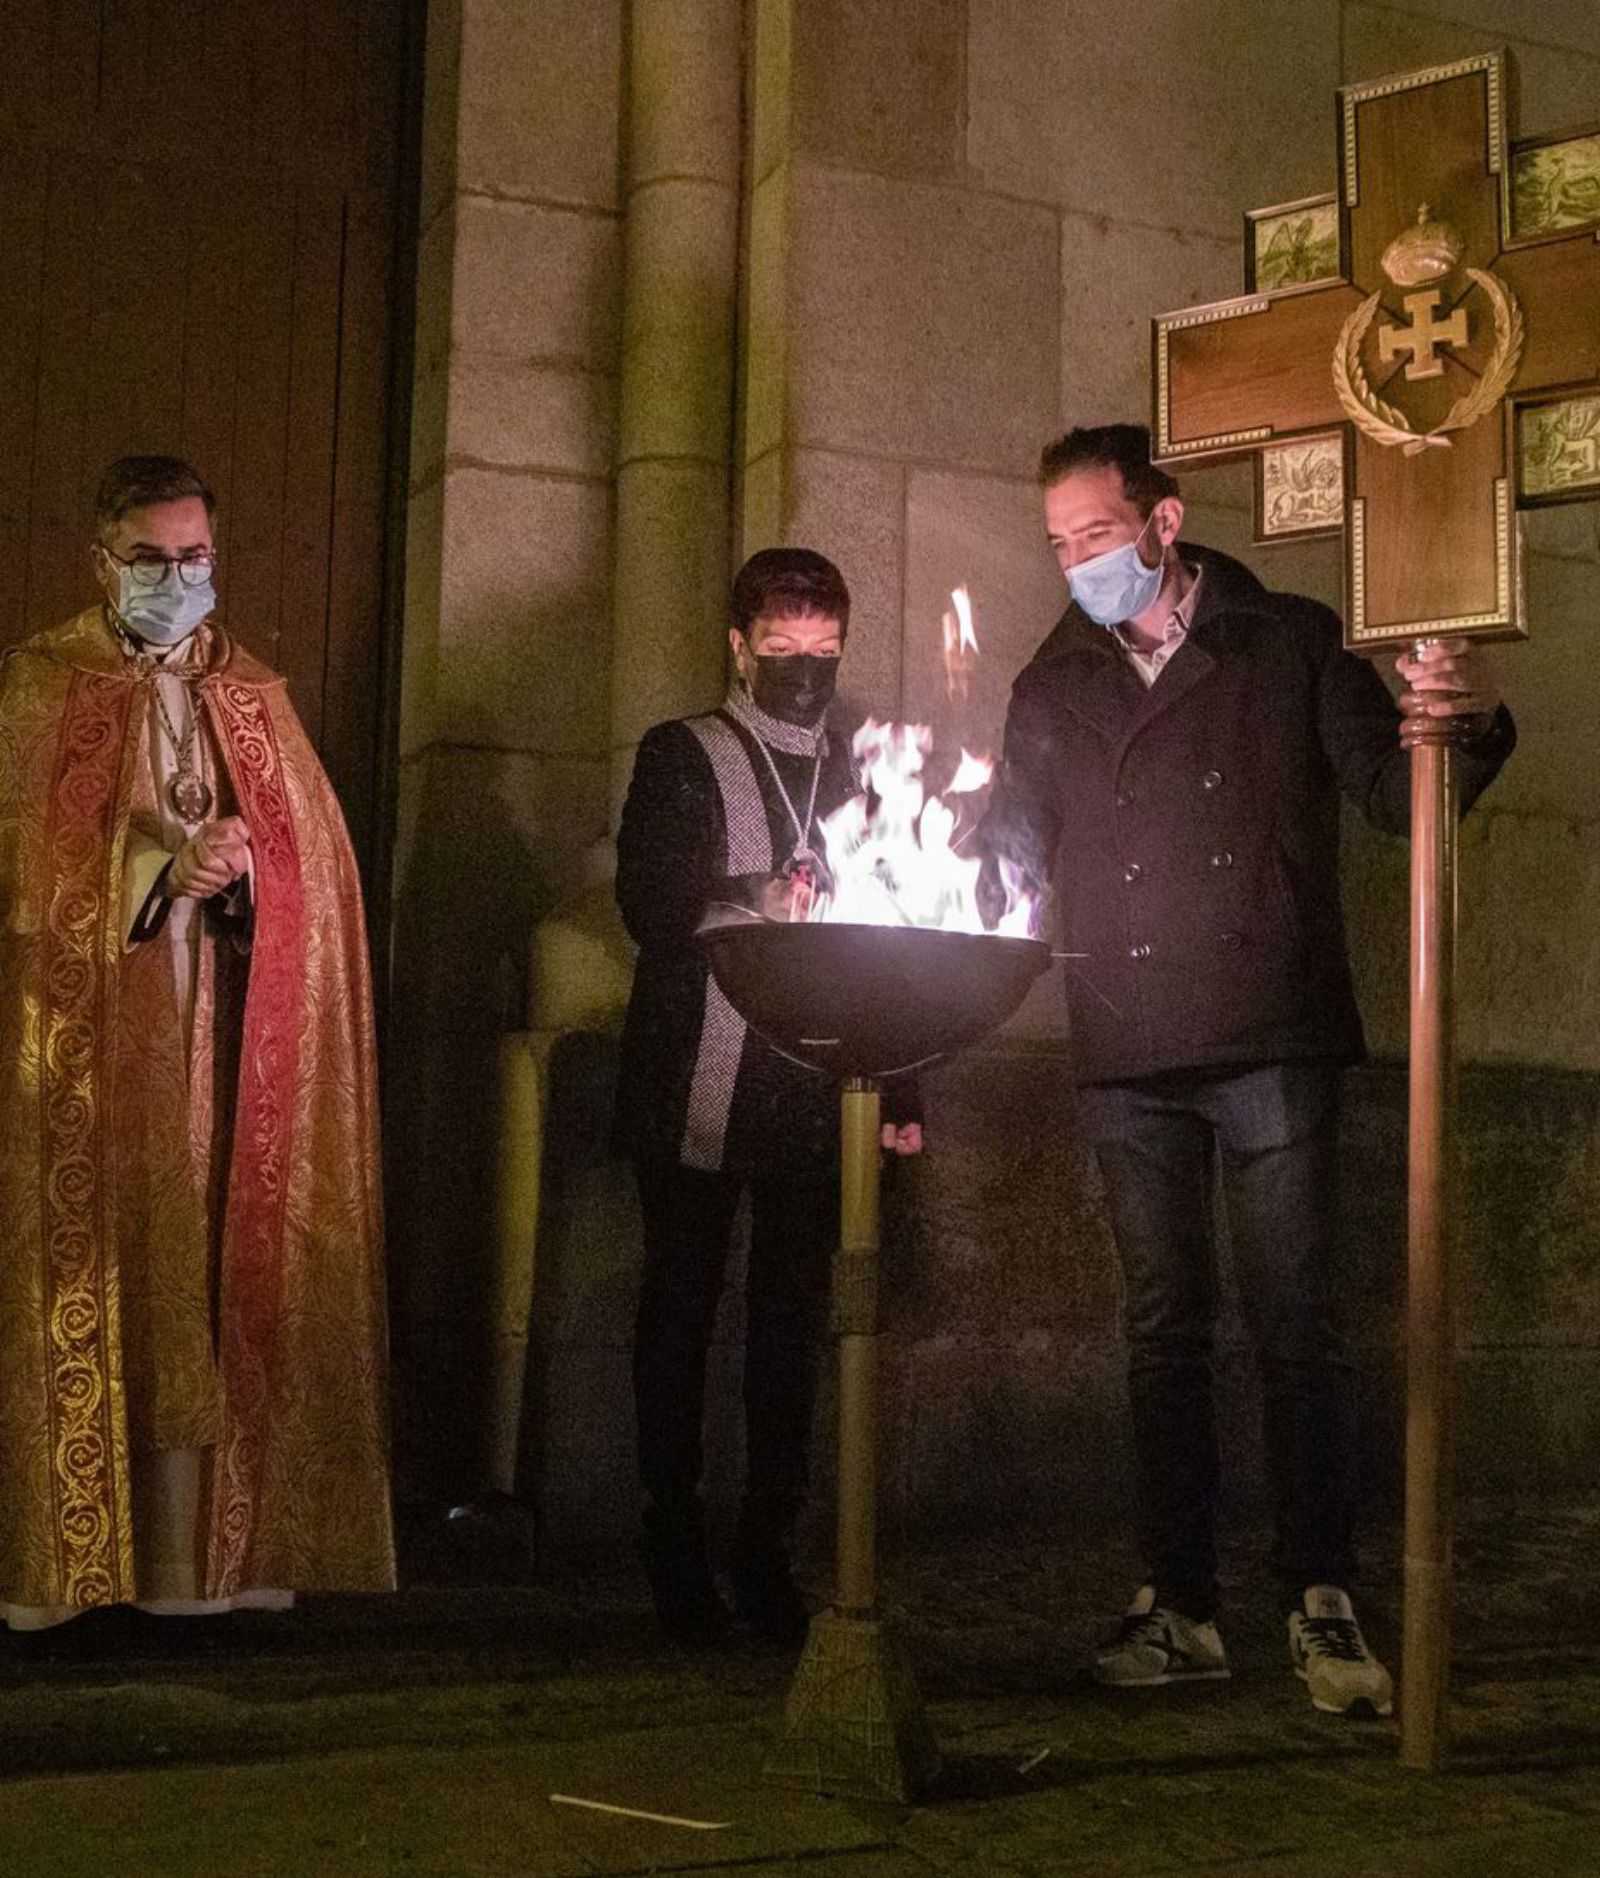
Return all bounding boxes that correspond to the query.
[0,455,394,1629]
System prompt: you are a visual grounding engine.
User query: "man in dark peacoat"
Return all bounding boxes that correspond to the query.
[982,423,1512,1717]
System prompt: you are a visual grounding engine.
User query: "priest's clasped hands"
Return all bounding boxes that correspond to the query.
[167,815,253,899]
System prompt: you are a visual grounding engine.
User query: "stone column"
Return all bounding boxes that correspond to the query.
[609,0,744,808]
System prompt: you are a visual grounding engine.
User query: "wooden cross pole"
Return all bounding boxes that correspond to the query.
[1149,50,1600,1771]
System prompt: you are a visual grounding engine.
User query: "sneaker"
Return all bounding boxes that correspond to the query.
[1288,1585,1394,1716]
[1091,1584,1230,1687]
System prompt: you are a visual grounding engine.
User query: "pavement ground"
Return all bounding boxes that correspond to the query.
[2,1501,1597,1877]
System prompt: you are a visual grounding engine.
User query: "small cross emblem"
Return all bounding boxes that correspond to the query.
[1377,288,1470,381]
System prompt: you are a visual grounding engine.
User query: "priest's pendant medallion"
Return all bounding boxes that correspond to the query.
[168,771,214,823]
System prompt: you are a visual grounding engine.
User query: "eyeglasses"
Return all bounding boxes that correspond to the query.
[100,546,218,589]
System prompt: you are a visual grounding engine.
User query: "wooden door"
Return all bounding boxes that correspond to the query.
[0,0,411,870]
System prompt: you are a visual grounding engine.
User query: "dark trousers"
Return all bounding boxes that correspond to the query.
[1078,1064,1355,1622]
[632,1159,836,1520]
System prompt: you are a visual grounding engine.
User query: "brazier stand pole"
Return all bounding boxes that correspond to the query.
[836,1076,881,1612]
[762,1074,940,1801]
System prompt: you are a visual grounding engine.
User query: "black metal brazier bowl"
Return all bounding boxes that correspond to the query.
[697,908,1051,1078]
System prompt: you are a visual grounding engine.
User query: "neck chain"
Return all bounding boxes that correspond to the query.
[747,731,823,869]
[106,604,216,822]
[150,676,214,823]
[721,683,829,872]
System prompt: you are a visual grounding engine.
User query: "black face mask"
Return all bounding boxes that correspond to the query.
[748,652,839,726]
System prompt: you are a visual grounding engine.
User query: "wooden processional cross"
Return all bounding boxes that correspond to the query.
[1152,50,1600,1772]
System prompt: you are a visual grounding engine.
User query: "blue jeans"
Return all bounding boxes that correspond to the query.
[1078,1064,1355,1621]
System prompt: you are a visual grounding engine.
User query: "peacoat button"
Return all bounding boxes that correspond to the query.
[1123,862,1143,883]
[1128,942,1152,961]
[1211,850,1234,869]
[1202,769,1224,790]
[1219,930,1244,950]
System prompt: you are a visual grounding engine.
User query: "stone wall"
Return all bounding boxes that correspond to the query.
[521,1040,1600,1562]
[392,0,626,1490]
[391,2,1600,1540]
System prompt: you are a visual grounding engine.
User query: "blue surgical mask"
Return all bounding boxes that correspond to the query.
[1066,513,1165,627]
[109,563,216,647]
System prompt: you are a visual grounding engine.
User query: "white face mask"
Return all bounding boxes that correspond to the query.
[105,560,216,647]
[1066,512,1165,626]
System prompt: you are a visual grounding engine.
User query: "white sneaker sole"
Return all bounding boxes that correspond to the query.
[1095,1664,1231,1688]
[1294,1666,1395,1717]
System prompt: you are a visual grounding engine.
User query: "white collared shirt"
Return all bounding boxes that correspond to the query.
[1112,567,1203,689]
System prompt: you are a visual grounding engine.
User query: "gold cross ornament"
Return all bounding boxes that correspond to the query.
[1377,282,1470,382]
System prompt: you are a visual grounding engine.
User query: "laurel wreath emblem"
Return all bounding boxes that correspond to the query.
[1333,268,1525,456]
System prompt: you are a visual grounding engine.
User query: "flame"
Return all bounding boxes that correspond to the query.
[945,749,993,794]
[793,584,1038,939]
[942,584,979,702]
[806,720,1037,938]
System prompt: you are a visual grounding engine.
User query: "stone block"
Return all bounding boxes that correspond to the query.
[1457,1065,1600,1348]
[419,0,463,232]
[887,1336,1132,1541]
[413,203,457,382]
[408,356,450,495]
[436,466,612,753]
[393,747,611,968]
[970,0,1338,236]
[750,0,792,185]
[386,745,612,1389]
[628,0,742,187]
[399,476,443,758]
[1343,7,1600,138]
[743,164,790,465]
[1477,551,1600,824]
[792,0,966,182]
[457,0,623,210]
[783,447,906,723]
[1522,502,1600,565]
[447,360,617,481]
[896,1049,1123,1342]
[451,196,621,370]
[611,457,734,747]
[1340,805,1411,1061]
[1459,1351,1600,1496]
[1059,216,1238,428]
[739,447,784,559]
[787,166,1059,477]
[997,971,1072,1045]
[617,179,740,464]
[1470,811,1600,1071]
[1354,0,1600,65]
[1179,502,1344,612]
[903,468,1073,745]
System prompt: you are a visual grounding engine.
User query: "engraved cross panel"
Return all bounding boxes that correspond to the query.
[1152,51,1600,650]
